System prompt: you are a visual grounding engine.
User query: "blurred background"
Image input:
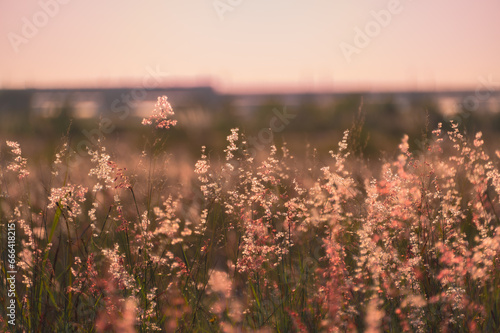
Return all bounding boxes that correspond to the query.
[1,0,499,160]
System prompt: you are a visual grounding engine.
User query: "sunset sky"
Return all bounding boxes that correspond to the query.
[1,0,499,92]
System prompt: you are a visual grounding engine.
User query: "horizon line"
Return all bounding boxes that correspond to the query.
[0,82,495,96]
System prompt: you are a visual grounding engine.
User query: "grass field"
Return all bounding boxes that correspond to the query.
[1,96,500,332]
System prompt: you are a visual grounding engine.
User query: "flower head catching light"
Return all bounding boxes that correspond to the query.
[6,140,30,179]
[142,95,177,129]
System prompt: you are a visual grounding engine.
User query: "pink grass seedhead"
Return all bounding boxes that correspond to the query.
[142,95,177,129]
[5,140,30,179]
[47,184,88,221]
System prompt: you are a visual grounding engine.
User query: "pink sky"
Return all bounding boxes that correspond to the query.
[1,0,499,93]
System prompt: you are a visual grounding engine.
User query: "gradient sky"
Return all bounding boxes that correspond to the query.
[1,0,499,92]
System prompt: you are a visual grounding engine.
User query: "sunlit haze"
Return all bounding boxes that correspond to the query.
[1,0,500,92]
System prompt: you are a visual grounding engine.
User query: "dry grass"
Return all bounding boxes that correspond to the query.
[1,96,499,332]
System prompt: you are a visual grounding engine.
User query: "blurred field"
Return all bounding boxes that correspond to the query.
[1,88,500,162]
